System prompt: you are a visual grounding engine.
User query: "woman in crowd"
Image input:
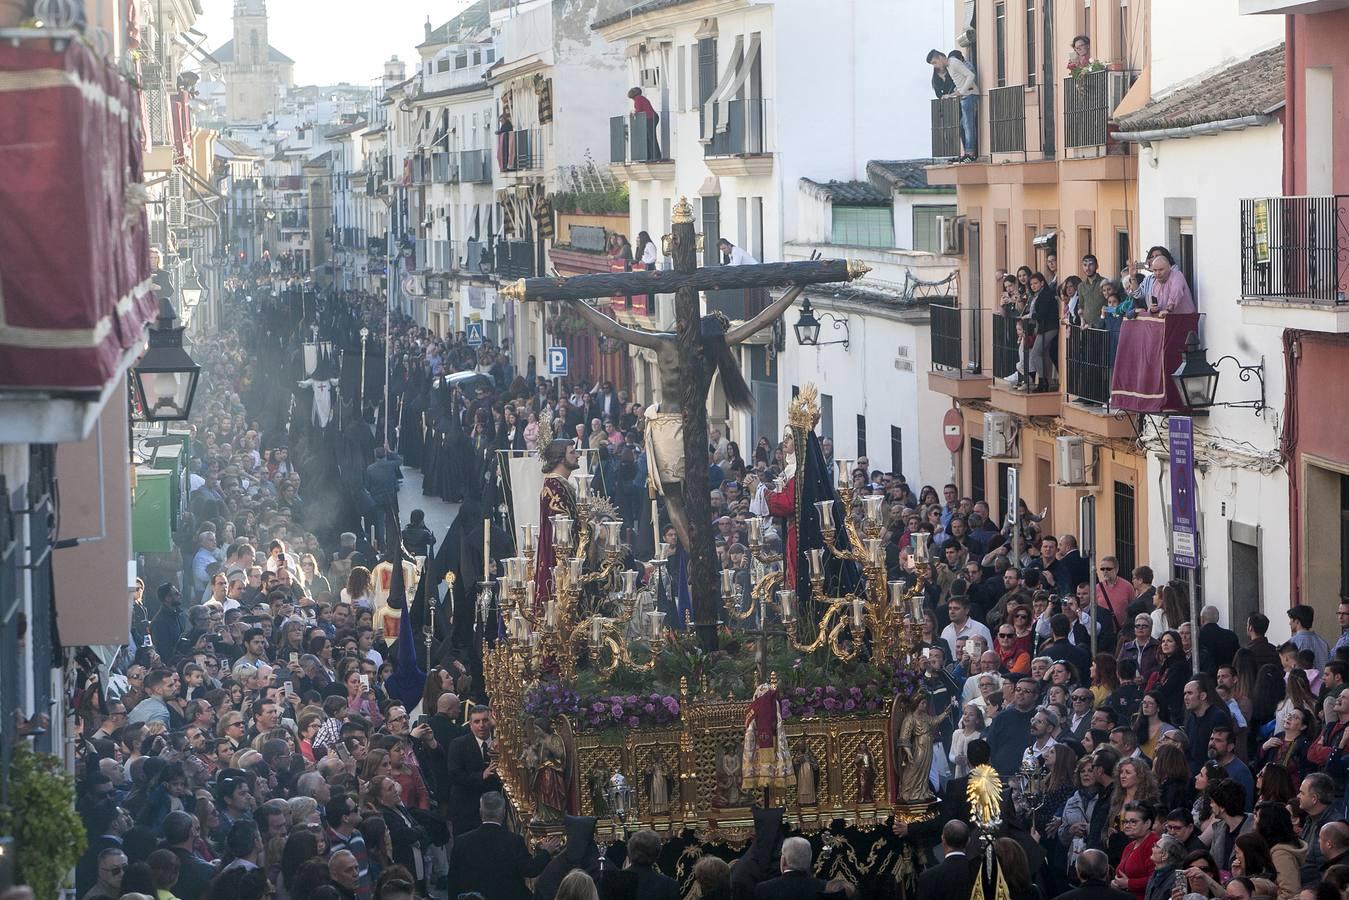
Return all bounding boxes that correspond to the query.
[1134,692,1174,758]
[1113,801,1160,900]
[1147,632,1189,723]
[1255,801,1307,900]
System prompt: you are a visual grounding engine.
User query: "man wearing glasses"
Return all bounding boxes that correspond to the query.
[85,848,128,900]
[1094,556,1132,631]
[1067,690,1095,740]
[75,802,131,898]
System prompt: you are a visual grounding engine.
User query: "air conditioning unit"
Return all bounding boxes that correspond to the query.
[1056,435,1090,486]
[984,412,1017,459]
[937,215,966,256]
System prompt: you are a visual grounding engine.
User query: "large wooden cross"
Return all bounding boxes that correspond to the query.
[501,197,868,650]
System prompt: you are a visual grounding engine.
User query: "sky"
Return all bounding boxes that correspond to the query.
[193,0,475,87]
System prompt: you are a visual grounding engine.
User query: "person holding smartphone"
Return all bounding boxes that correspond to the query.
[341,664,383,728]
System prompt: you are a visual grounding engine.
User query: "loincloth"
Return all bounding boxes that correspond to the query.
[643,407,684,494]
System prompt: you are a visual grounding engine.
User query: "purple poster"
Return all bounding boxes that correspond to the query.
[1169,417,1198,568]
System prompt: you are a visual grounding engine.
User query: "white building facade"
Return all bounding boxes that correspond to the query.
[1116,1,1287,634]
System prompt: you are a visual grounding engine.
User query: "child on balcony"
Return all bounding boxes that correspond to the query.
[1012,317,1036,389]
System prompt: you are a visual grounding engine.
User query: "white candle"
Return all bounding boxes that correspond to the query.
[911,595,924,622]
[545,599,558,629]
[521,524,535,553]
[748,517,763,545]
[778,589,796,623]
[525,581,536,607]
[814,500,835,530]
[853,597,865,629]
[590,616,603,645]
[912,532,930,560]
[649,611,665,640]
[721,569,735,595]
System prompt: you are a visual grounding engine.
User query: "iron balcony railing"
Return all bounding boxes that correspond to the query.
[610,113,670,164]
[497,239,536,278]
[930,303,964,371]
[989,85,1025,154]
[1240,195,1349,304]
[931,95,961,159]
[1065,324,1115,406]
[458,149,491,183]
[280,211,308,230]
[991,312,1020,380]
[500,128,543,171]
[705,287,771,321]
[702,98,769,157]
[1063,68,1130,149]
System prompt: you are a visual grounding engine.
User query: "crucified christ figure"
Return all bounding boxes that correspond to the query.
[560,283,806,550]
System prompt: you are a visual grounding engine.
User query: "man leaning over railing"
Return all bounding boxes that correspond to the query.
[927,48,979,162]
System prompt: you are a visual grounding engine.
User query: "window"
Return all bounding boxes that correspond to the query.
[834,206,895,249]
[697,37,717,137]
[1078,226,1093,258]
[913,205,957,253]
[737,196,748,250]
[998,462,1013,526]
[820,393,834,441]
[1115,229,1131,276]
[857,415,867,459]
[995,2,1007,87]
[891,426,904,478]
[455,52,468,70]
[970,438,986,505]
[1113,481,1136,582]
[701,197,720,267]
[751,197,764,261]
[1026,0,1037,86]
[996,222,1009,273]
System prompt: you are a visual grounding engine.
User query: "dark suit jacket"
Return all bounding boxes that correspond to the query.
[167,845,217,900]
[629,864,681,900]
[754,870,828,900]
[450,822,551,900]
[1199,622,1241,670]
[916,851,974,900]
[447,732,502,835]
[76,835,122,899]
[1049,880,1136,900]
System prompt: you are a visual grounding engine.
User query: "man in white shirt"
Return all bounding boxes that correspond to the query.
[1021,707,1058,768]
[940,595,992,657]
[717,238,758,266]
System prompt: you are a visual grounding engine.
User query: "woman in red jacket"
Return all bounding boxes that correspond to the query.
[1112,801,1160,900]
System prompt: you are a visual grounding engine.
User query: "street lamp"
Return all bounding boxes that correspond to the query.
[131,298,201,422]
[1170,331,1266,415]
[792,296,850,349]
[180,269,203,309]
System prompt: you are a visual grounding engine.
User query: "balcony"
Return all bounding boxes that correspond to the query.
[1239,195,1349,331]
[989,85,1025,154]
[1064,68,1135,151]
[499,128,543,173]
[702,98,773,177]
[928,303,991,400]
[497,239,537,279]
[430,152,457,184]
[280,211,309,231]
[1062,324,1134,438]
[705,287,771,322]
[459,149,491,184]
[987,311,1061,417]
[608,114,674,181]
[930,96,961,159]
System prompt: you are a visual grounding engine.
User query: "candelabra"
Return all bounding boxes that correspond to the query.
[496,473,667,681]
[723,458,930,666]
[1015,756,1049,820]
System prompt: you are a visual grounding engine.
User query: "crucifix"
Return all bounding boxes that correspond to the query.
[501,197,868,650]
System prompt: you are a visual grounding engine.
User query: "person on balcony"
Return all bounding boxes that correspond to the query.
[718,238,758,266]
[627,87,661,159]
[1078,254,1108,324]
[1143,247,1195,316]
[634,231,657,267]
[926,48,979,162]
[1027,271,1059,393]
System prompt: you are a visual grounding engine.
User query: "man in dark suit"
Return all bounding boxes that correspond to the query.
[449,792,557,900]
[625,829,681,900]
[446,704,502,837]
[753,837,827,900]
[916,820,974,900]
[75,801,130,899]
[1050,849,1134,900]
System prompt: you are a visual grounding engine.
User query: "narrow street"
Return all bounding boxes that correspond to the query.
[398,466,460,548]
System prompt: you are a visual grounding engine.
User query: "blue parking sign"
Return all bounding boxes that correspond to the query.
[466,321,484,346]
[547,346,569,377]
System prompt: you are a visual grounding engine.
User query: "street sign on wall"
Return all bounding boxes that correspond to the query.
[942,408,964,453]
[1169,417,1198,568]
[547,346,569,377]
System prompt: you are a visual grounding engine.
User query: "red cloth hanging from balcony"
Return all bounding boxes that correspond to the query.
[1109,313,1201,413]
[0,35,157,391]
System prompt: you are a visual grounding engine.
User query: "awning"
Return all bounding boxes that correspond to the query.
[0,35,157,391]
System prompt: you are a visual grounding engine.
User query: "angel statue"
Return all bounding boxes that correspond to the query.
[523,717,569,825]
